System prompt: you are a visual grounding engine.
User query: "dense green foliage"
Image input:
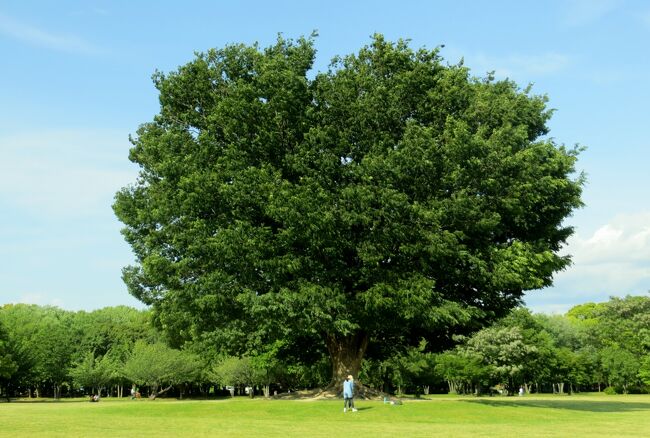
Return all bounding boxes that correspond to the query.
[437,296,650,395]
[0,320,18,382]
[113,34,583,383]
[3,295,650,399]
[0,304,156,399]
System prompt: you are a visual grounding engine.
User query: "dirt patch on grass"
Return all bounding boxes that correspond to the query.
[272,385,396,401]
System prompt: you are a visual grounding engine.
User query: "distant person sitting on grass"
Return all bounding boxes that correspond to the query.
[343,375,357,412]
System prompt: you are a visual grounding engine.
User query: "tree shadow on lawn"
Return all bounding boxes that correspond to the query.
[461,398,650,413]
[5,398,81,403]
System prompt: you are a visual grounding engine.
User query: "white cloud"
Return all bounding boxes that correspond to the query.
[0,12,101,54]
[0,129,137,217]
[571,214,650,264]
[527,212,650,313]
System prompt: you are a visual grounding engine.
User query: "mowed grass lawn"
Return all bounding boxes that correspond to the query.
[3,394,650,437]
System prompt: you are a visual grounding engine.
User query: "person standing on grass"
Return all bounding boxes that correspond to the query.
[343,375,357,412]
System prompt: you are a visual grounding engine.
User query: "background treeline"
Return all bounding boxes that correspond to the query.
[2,295,650,399]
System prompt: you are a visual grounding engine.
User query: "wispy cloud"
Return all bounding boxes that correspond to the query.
[0,129,137,217]
[642,9,650,27]
[14,293,64,308]
[0,12,101,54]
[475,52,570,79]
[527,212,650,313]
[446,47,571,81]
[562,0,621,27]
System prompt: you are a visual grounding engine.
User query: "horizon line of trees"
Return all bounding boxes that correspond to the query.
[2,294,650,400]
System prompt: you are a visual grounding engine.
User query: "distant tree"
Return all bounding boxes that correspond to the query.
[74,307,157,360]
[0,320,16,375]
[73,306,157,397]
[113,34,584,387]
[69,351,115,397]
[600,346,639,393]
[37,309,78,398]
[637,355,650,388]
[250,341,285,397]
[568,296,650,356]
[384,340,436,396]
[212,356,261,397]
[435,349,491,395]
[465,325,537,394]
[123,341,200,399]
[0,305,77,398]
[0,305,38,398]
[0,320,18,400]
[535,313,583,351]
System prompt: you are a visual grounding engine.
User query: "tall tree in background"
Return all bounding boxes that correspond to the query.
[114,35,583,387]
[0,320,18,400]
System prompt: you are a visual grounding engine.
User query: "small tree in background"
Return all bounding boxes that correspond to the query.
[465,325,537,394]
[212,356,257,397]
[69,351,115,397]
[436,349,491,394]
[123,341,200,399]
[601,346,639,394]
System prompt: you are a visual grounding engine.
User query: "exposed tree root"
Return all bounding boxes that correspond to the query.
[273,383,398,402]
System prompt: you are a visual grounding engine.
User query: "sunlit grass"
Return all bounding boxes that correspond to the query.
[2,394,650,437]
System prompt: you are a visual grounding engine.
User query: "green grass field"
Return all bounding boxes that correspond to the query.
[2,394,650,437]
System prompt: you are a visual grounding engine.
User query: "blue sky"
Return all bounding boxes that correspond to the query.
[1,0,649,313]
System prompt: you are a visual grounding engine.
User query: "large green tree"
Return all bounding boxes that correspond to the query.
[113,35,583,386]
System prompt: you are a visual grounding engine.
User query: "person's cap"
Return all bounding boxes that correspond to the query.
[347,374,353,379]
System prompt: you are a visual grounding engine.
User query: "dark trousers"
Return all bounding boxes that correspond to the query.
[344,397,355,409]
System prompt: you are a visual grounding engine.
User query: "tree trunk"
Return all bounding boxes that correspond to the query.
[149,385,173,400]
[325,332,369,389]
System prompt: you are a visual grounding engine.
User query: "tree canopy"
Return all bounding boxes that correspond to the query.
[113,34,583,385]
